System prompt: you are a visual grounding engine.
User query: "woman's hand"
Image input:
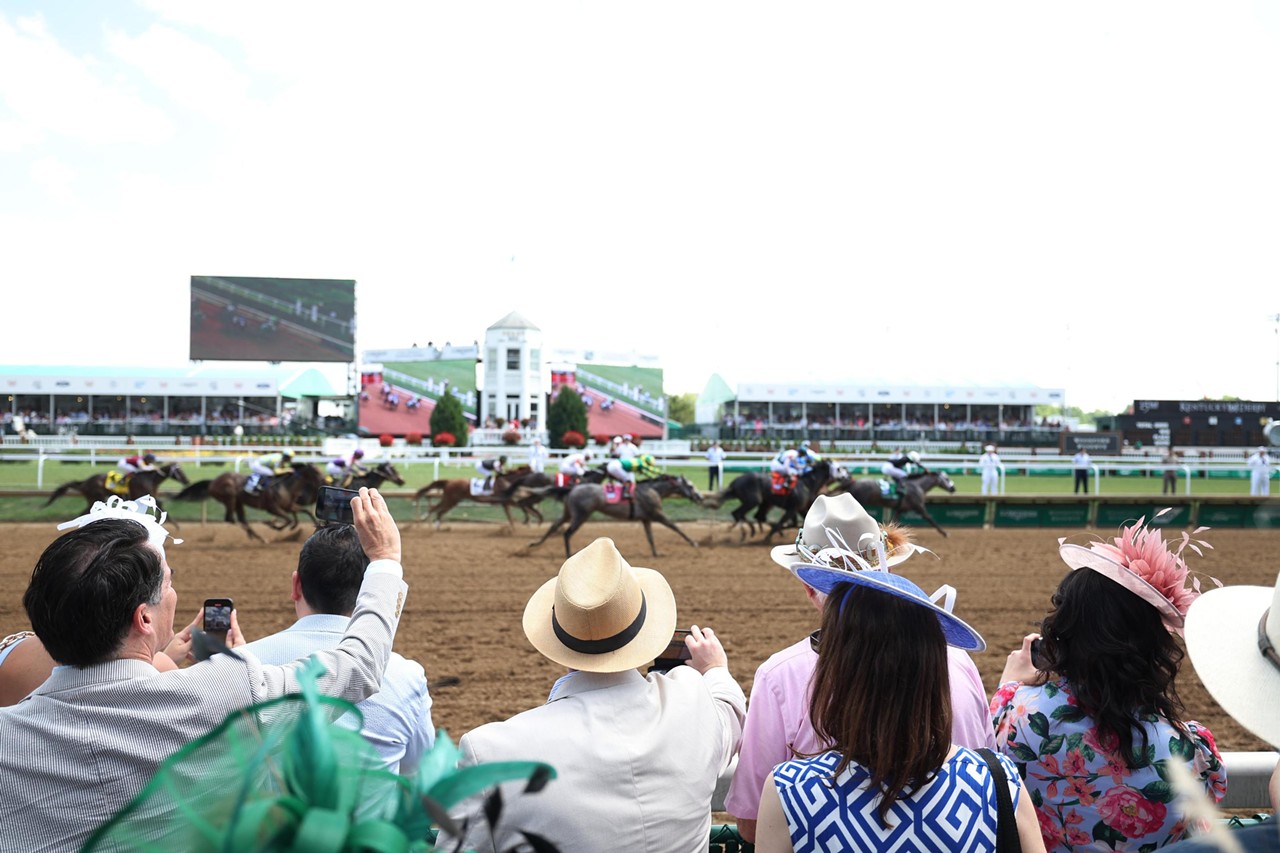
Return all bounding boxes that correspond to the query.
[999,633,1042,685]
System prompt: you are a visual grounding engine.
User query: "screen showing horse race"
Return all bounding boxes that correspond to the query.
[190,276,356,363]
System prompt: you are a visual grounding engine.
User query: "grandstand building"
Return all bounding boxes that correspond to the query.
[0,365,349,437]
[701,380,1066,446]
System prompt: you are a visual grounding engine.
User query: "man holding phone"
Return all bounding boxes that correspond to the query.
[242,523,433,774]
[0,488,409,852]
[447,538,744,853]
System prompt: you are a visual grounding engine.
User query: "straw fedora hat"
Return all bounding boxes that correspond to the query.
[523,537,677,673]
[1184,573,1280,748]
[770,493,919,574]
[794,565,985,651]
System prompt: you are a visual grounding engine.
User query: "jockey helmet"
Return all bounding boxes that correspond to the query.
[143,453,156,463]
[353,448,365,459]
[800,440,811,449]
[498,455,508,465]
[907,450,921,464]
[623,434,633,441]
[784,449,798,458]
[282,450,293,460]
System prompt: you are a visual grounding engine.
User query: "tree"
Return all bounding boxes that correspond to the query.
[667,393,696,425]
[547,388,588,449]
[429,392,469,448]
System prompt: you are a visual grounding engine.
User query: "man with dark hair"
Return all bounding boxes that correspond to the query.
[0,490,407,852]
[242,524,433,773]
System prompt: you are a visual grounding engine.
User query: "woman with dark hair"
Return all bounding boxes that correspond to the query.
[755,564,1045,852]
[992,518,1227,851]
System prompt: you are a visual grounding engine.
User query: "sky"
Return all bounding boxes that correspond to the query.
[2,1,1279,414]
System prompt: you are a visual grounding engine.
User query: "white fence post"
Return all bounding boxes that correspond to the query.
[37,449,45,489]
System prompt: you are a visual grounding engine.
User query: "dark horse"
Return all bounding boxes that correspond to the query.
[829,470,957,537]
[704,459,845,541]
[528,474,703,558]
[176,463,324,542]
[45,463,191,519]
[414,466,548,528]
[343,462,406,491]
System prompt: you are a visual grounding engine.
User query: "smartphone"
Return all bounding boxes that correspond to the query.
[202,598,234,643]
[316,485,358,525]
[1030,638,1048,670]
[650,628,693,673]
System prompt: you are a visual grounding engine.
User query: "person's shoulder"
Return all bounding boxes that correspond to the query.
[756,638,815,677]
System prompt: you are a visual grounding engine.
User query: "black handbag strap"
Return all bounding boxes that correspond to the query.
[977,748,1023,853]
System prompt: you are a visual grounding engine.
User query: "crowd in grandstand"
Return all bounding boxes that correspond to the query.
[0,484,1276,851]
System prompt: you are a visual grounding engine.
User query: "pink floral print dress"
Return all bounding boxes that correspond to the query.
[991,678,1226,852]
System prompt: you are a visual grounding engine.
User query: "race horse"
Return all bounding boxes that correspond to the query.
[527,474,704,558]
[341,462,406,491]
[44,463,191,519]
[414,466,549,528]
[176,463,325,542]
[704,459,845,541]
[829,470,957,537]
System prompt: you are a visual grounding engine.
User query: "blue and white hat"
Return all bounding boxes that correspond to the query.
[794,565,986,652]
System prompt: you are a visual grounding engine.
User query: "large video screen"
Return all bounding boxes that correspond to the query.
[357,353,479,437]
[190,276,356,362]
[551,362,666,439]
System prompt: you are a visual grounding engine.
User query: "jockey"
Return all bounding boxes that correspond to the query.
[345,447,368,479]
[795,440,821,473]
[769,447,804,488]
[605,452,659,498]
[117,453,157,477]
[324,456,348,485]
[246,450,293,495]
[559,451,592,481]
[528,437,549,474]
[475,455,508,491]
[881,449,924,492]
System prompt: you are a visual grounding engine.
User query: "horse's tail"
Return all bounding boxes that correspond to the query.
[176,481,212,502]
[414,480,447,501]
[43,481,83,507]
[701,487,732,510]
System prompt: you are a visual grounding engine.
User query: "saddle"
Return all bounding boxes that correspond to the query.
[105,470,130,496]
[878,478,899,498]
[555,473,579,488]
[602,483,631,504]
[770,472,794,496]
[469,478,493,497]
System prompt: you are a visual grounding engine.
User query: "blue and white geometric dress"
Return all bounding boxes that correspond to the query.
[773,747,1021,852]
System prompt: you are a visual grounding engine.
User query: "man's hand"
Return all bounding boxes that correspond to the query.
[161,609,201,665]
[352,487,401,563]
[686,624,728,674]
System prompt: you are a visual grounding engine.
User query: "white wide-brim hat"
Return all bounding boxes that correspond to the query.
[794,565,985,652]
[771,493,919,573]
[1184,574,1280,747]
[523,537,676,673]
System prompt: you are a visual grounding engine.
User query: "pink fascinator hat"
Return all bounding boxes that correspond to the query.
[1059,509,1219,637]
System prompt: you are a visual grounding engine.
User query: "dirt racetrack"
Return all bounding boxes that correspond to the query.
[0,519,1273,755]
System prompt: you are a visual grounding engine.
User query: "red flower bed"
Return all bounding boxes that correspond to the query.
[562,431,586,449]
[405,433,423,446]
[433,432,457,447]
[501,429,522,445]
[378,434,394,448]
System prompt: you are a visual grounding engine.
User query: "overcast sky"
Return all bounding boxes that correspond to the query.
[2,1,1278,413]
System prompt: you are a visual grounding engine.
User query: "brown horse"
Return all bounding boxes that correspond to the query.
[176,463,324,542]
[44,463,191,519]
[527,474,703,558]
[413,466,545,528]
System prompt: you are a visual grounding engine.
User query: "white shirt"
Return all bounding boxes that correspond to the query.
[242,613,433,774]
[979,451,1000,472]
[705,446,726,464]
[528,443,550,473]
[1072,452,1090,469]
[1248,451,1271,471]
[617,441,640,459]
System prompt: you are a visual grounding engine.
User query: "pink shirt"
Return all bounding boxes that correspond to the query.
[724,637,995,821]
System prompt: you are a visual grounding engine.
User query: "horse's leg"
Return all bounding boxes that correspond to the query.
[650,512,697,551]
[529,509,570,549]
[235,499,263,542]
[562,509,592,558]
[911,498,949,538]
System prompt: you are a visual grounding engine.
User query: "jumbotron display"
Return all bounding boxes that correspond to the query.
[190,276,356,362]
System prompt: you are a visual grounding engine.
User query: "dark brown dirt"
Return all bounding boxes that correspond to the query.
[0,520,1272,754]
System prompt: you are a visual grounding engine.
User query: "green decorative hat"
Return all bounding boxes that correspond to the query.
[82,657,557,852]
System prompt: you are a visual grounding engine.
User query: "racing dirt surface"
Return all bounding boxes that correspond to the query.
[0,520,1272,753]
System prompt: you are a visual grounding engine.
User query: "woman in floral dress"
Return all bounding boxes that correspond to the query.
[992,517,1227,851]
